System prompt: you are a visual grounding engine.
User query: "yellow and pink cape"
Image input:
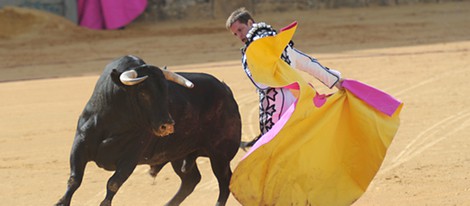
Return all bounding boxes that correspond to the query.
[230,22,403,205]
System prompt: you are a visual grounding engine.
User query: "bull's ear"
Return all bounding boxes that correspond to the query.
[111,69,126,88]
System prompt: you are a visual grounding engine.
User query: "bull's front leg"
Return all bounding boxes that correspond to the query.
[100,157,139,206]
[55,134,88,206]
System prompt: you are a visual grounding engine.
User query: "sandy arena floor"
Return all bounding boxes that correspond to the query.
[0,2,469,205]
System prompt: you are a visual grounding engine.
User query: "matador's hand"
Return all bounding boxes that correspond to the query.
[335,78,345,90]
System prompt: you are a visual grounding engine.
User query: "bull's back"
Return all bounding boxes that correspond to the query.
[171,72,239,117]
[160,72,241,159]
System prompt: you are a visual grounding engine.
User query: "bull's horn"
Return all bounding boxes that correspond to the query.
[162,66,194,88]
[119,70,148,86]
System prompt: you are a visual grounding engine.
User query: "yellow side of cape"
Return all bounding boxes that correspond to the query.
[230,24,402,205]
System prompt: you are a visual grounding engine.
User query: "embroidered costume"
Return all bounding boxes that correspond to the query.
[241,22,341,134]
[230,22,403,205]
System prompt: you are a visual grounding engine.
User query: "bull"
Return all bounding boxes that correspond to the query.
[55,55,241,206]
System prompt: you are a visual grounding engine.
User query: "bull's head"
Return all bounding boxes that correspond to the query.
[111,63,193,137]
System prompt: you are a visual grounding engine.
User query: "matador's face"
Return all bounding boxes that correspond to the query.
[230,20,253,43]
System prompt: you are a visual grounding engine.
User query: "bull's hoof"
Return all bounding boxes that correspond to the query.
[54,198,68,206]
[100,199,112,206]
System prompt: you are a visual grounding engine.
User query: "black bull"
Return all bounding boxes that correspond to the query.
[55,55,242,206]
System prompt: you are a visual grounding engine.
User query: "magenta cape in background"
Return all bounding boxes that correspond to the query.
[78,0,147,30]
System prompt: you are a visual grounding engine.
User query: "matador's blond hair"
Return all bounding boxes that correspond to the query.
[225,7,255,30]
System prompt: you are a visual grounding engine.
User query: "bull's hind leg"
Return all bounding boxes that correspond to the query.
[165,156,201,206]
[209,157,232,206]
[55,135,88,206]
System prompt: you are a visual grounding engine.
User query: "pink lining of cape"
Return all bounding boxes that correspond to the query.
[341,79,402,117]
[242,99,296,160]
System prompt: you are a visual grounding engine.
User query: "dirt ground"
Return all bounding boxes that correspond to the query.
[1,1,469,205]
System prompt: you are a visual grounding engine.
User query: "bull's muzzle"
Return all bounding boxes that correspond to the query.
[153,123,174,137]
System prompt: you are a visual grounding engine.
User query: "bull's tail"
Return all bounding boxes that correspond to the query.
[240,134,261,152]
